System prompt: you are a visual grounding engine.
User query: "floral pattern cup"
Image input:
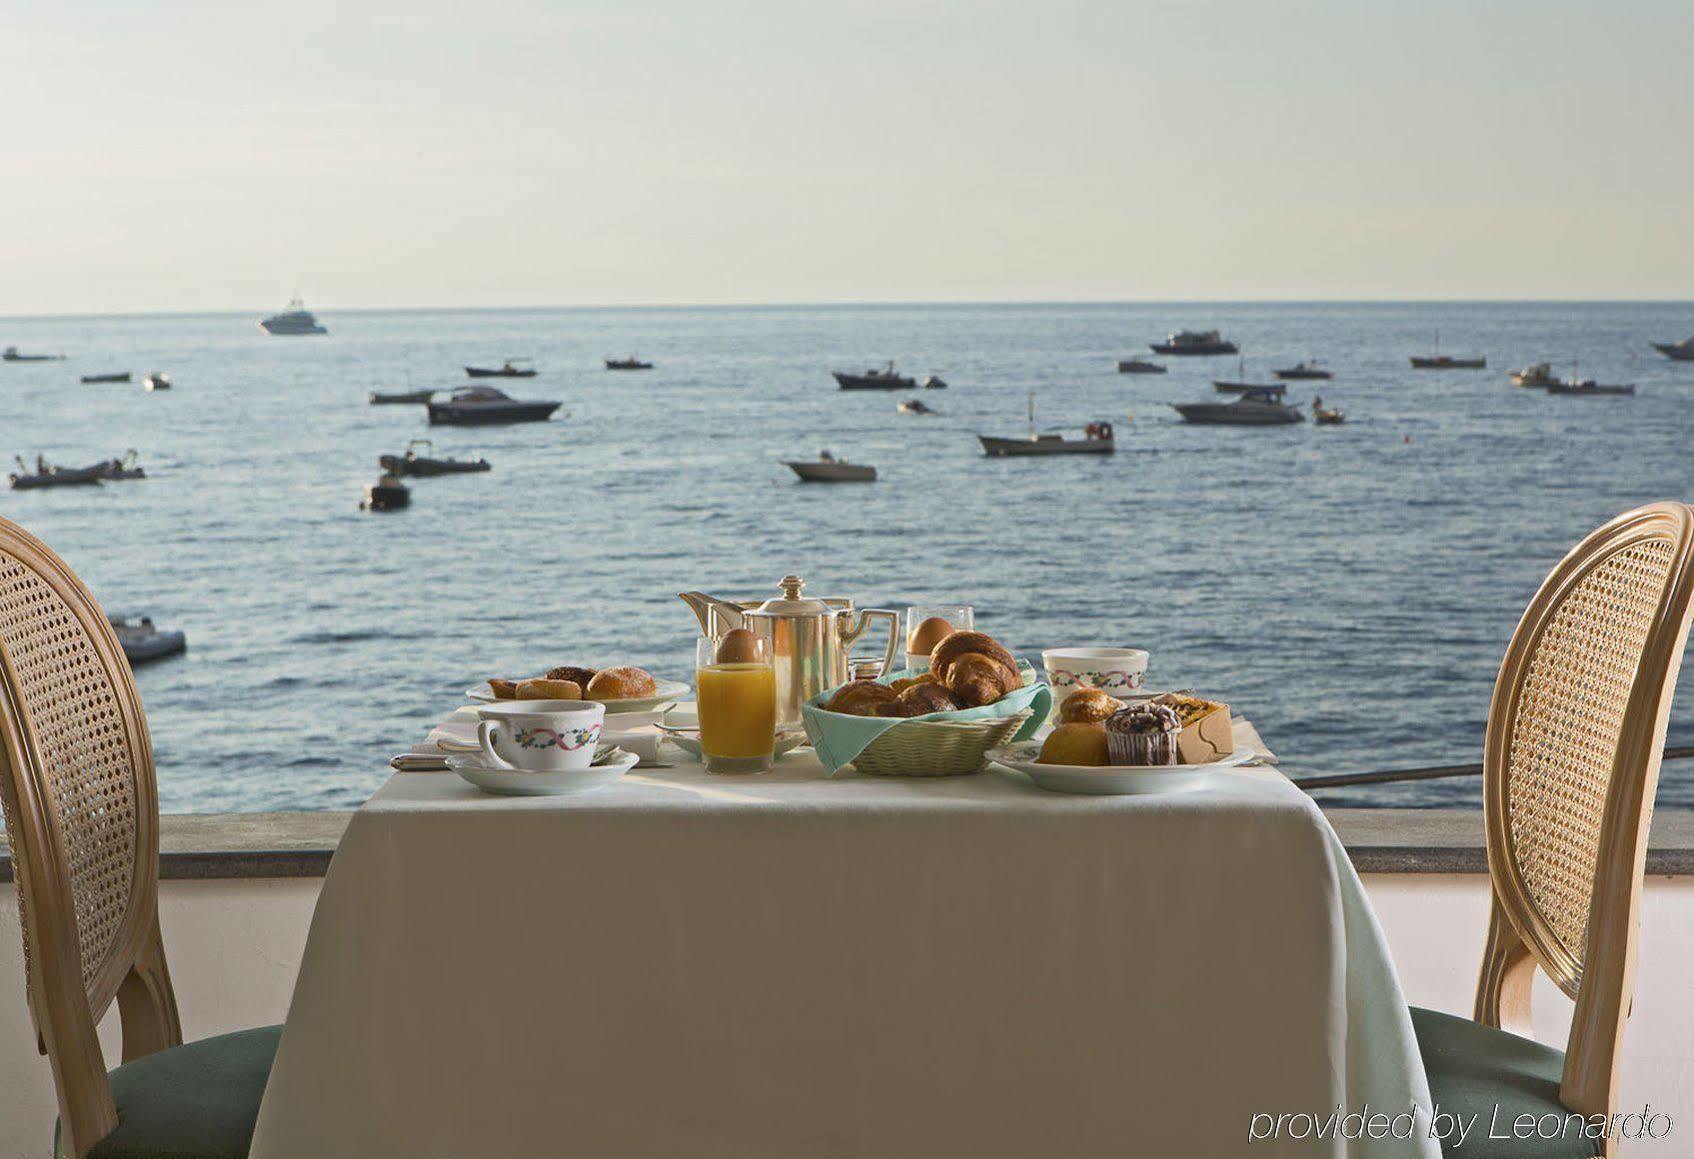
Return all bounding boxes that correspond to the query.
[1040,647,1150,702]
[476,700,606,772]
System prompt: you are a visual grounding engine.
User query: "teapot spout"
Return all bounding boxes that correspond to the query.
[678,591,745,636]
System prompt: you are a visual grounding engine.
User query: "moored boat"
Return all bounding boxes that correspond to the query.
[1116,358,1166,374]
[1174,387,1304,426]
[379,439,491,476]
[465,360,536,378]
[832,362,917,391]
[897,398,938,415]
[1546,379,1635,396]
[1213,359,1285,395]
[361,473,411,511]
[369,387,436,405]
[605,357,653,370]
[922,375,947,389]
[81,372,132,384]
[1410,333,1484,369]
[109,615,187,664]
[1651,337,1694,361]
[978,391,1115,456]
[1274,360,1332,381]
[3,346,64,362]
[144,372,171,391]
[7,452,143,490]
[1312,397,1345,425]
[1149,329,1237,356]
[785,452,877,482]
[427,386,561,426]
[1509,362,1558,388]
[259,297,328,335]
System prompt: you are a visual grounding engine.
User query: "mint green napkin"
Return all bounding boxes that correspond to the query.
[802,670,1051,775]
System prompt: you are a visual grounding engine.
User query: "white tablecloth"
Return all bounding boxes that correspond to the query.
[252,754,1438,1158]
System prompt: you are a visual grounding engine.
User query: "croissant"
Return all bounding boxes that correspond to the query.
[930,631,1018,686]
[825,680,899,717]
[892,682,961,717]
[946,652,1020,707]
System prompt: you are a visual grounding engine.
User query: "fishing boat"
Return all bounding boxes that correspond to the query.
[96,450,146,481]
[259,297,328,335]
[427,386,561,426]
[1212,357,1286,395]
[464,360,537,378]
[144,372,171,391]
[81,372,132,384]
[784,451,878,482]
[1116,358,1166,375]
[379,439,492,476]
[832,362,917,391]
[1149,329,1237,356]
[1410,333,1485,369]
[978,391,1116,456]
[1546,379,1636,396]
[1312,397,1345,425]
[1509,363,1558,388]
[898,398,938,415]
[605,357,653,370]
[3,346,63,362]
[1274,360,1332,381]
[361,473,411,511]
[369,387,436,405]
[1173,387,1304,426]
[109,615,187,664]
[9,457,105,490]
[1651,337,1694,361]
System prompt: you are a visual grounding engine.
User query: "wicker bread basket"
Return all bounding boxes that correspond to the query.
[850,710,1033,777]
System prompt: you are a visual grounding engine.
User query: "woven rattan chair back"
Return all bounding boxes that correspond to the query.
[1475,502,1694,1128]
[0,515,181,1157]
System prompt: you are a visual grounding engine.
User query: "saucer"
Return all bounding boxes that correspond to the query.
[467,678,689,714]
[446,746,638,796]
[657,728,807,761]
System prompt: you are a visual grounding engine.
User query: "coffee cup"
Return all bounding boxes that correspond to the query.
[476,700,605,772]
[1040,648,1150,699]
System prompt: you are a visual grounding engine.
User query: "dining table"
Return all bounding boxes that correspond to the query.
[250,723,1441,1158]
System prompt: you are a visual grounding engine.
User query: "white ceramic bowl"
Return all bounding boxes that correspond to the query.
[1040,647,1150,698]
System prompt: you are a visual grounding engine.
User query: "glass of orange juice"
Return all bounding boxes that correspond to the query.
[695,632,777,774]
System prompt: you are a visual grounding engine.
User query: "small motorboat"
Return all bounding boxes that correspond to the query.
[109,615,187,665]
[369,387,436,405]
[1116,358,1166,374]
[1546,379,1635,396]
[379,439,491,477]
[922,375,948,389]
[144,372,171,391]
[1173,387,1304,426]
[1410,333,1484,369]
[898,398,938,415]
[1212,360,1285,395]
[81,372,132,384]
[1651,336,1694,361]
[1275,360,1332,381]
[978,391,1115,456]
[9,456,105,490]
[832,362,917,391]
[784,451,878,482]
[3,346,64,362]
[427,386,561,426]
[1149,329,1237,356]
[96,450,146,481]
[605,356,653,370]
[1312,397,1345,425]
[1509,362,1558,388]
[361,473,411,511]
[464,360,536,378]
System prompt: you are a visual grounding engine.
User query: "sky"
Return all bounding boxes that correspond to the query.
[3,0,1692,315]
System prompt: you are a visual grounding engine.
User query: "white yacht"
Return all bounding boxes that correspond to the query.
[259,297,328,336]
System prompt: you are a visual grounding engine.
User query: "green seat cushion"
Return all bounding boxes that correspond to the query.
[56,1025,281,1159]
[1411,1006,1601,1158]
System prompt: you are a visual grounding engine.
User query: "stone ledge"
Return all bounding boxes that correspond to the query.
[4,808,1694,881]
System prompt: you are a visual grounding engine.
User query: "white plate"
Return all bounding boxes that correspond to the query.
[987,742,1255,796]
[659,729,808,761]
[446,746,638,796]
[466,677,689,714]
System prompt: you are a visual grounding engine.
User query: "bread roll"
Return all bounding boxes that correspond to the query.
[488,679,519,700]
[1059,687,1125,724]
[1037,722,1109,766]
[585,667,657,700]
[516,678,581,700]
[545,665,599,688]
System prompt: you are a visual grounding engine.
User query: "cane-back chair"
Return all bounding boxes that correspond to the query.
[0,515,278,1158]
[1411,502,1694,1158]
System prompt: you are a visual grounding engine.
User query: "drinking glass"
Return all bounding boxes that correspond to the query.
[903,604,974,672]
[695,635,777,774]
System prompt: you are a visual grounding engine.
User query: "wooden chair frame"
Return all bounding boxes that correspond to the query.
[1474,502,1694,1148]
[0,515,182,1158]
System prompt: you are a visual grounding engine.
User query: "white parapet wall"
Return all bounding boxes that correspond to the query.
[1,873,1691,1158]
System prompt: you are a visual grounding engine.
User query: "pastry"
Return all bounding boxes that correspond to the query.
[1104,703,1181,766]
[930,631,1018,685]
[488,678,519,700]
[887,672,940,695]
[1037,722,1109,766]
[1059,687,1125,724]
[906,615,956,658]
[1156,692,1234,763]
[545,665,599,688]
[824,680,899,717]
[946,651,1020,707]
[516,677,581,700]
[584,667,657,700]
[892,682,960,717]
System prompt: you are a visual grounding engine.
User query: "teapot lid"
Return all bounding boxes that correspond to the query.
[751,574,834,618]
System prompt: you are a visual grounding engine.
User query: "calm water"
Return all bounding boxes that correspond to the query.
[1,302,1692,811]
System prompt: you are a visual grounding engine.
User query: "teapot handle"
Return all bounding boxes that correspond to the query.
[848,609,901,677]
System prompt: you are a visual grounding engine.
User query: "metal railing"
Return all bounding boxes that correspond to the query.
[1292,746,1694,791]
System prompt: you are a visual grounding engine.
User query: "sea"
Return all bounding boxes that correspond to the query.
[1,301,1692,812]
